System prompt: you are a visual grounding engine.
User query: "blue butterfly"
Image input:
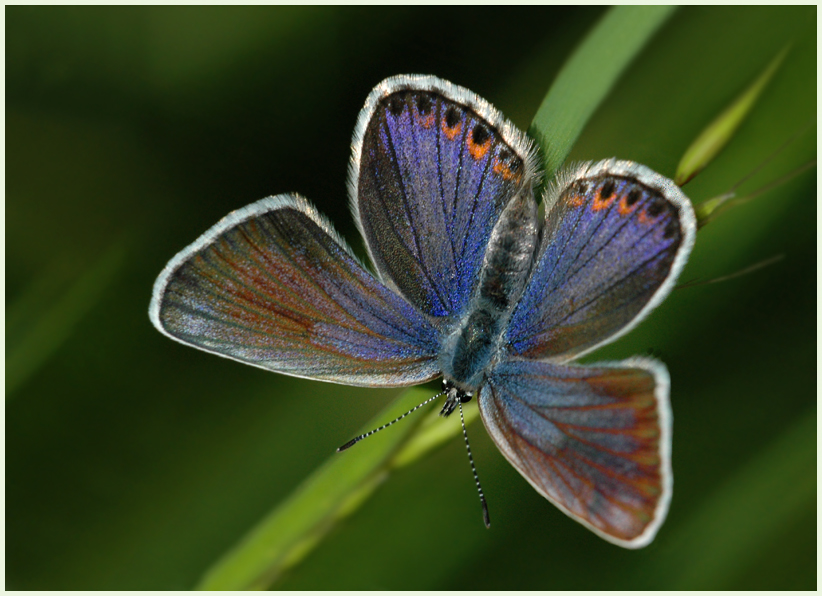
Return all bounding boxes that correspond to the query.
[150,75,696,548]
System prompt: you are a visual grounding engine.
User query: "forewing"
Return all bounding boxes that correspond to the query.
[351,75,538,319]
[508,160,695,360]
[149,194,441,387]
[480,358,672,548]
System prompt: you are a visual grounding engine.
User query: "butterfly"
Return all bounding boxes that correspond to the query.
[149,75,696,548]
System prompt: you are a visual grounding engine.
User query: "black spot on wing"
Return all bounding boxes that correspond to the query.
[647,196,666,217]
[416,93,432,115]
[445,106,460,128]
[472,123,490,145]
[388,95,406,116]
[600,179,615,200]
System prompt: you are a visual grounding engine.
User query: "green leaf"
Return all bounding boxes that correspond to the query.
[529,5,676,180]
[675,47,789,186]
[197,387,434,590]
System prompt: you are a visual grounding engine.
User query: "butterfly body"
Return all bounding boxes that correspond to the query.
[441,186,539,394]
[151,75,696,548]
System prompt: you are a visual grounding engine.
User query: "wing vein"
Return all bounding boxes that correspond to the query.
[384,116,449,312]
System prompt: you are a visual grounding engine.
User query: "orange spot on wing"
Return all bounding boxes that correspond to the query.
[492,158,520,181]
[618,195,641,216]
[591,191,617,212]
[467,135,491,160]
[416,111,435,128]
[442,120,462,140]
[638,209,659,225]
[565,193,585,208]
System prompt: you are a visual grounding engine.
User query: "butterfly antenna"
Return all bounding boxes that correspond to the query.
[459,400,490,528]
[337,390,444,452]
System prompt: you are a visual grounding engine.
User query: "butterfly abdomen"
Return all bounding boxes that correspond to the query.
[478,189,539,311]
[441,189,539,391]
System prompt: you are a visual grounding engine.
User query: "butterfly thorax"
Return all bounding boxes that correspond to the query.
[440,189,539,395]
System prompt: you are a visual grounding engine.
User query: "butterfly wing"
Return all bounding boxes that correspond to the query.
[149,194,440,387]
[480,357,671,548]
[507,160,696,360]
[350,75,538,319]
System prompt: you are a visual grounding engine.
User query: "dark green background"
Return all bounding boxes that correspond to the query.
[7,6,816,590]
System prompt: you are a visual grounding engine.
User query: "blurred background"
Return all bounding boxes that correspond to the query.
[6,6,815,590]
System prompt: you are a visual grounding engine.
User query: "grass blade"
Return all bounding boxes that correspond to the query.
[529,6,676,179]
[6,242,127,397]
[198,387,435,590]
[675,47,789,186]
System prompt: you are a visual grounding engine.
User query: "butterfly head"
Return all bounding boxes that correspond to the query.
[440,379,473,418]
